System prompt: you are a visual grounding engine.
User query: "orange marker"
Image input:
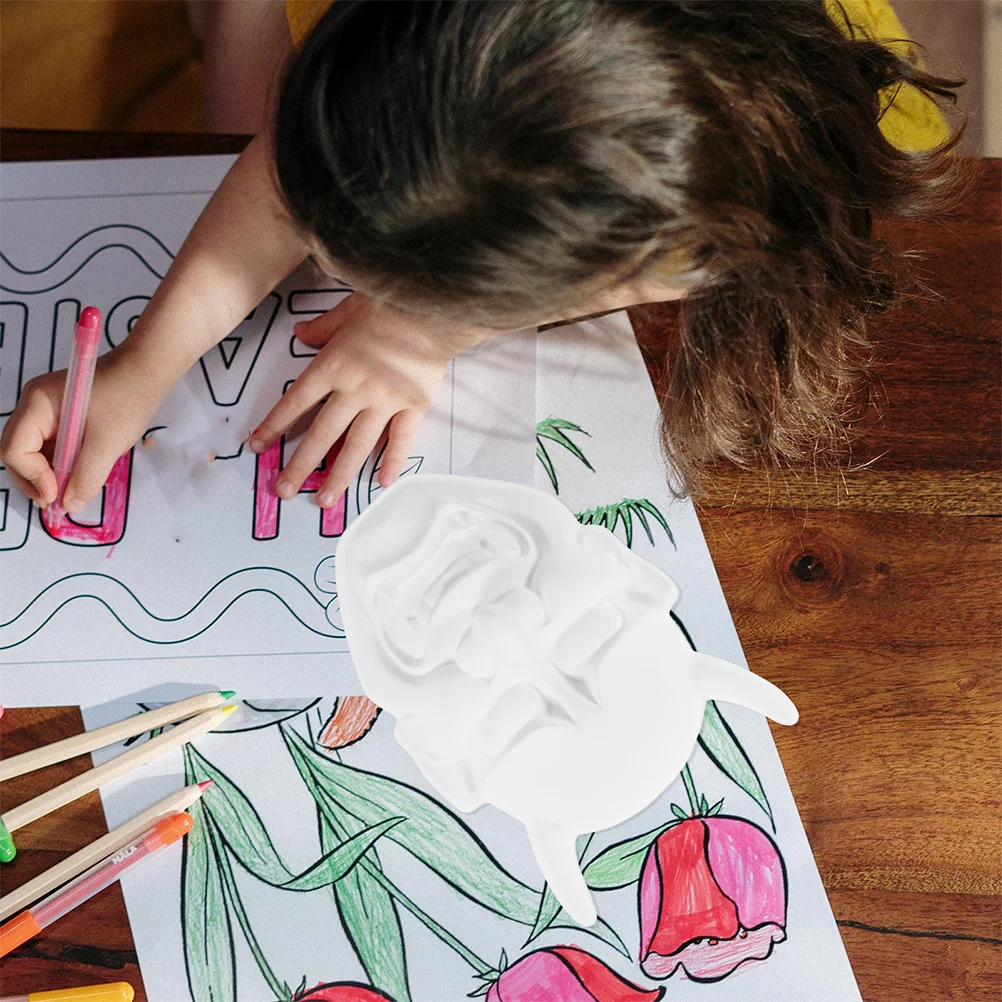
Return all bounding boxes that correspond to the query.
[0,813,193,957]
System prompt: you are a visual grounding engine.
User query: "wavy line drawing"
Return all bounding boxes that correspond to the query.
[0,567,343,650]
[0,224,175,295]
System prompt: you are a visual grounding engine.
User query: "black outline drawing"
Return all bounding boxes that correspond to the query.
[0,566,342,649]
[1,299,28,417]
[286,287,353,358]
[0,223,174,294]
[199,292,281,407]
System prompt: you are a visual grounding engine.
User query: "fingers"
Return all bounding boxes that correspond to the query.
[62,432,129,513]
[317,410,387,507]
[250,371,327,454]
[292,293,362,349]
[276,396,359,499]
[378,409,425,487]
[0,385,60,506]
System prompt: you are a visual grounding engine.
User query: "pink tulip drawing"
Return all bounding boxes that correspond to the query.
[639,816,787,982]
[485,946,664,1002]
[293,981,396,1001]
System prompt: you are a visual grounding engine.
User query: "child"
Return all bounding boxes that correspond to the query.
[1,0,962,510]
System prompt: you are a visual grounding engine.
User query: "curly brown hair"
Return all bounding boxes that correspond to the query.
[274,0,965,494]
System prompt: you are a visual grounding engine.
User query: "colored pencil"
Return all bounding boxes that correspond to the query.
[0,690,235,782]
[0,781,212,921]
[0,814,193,957]
[0,706,233,835]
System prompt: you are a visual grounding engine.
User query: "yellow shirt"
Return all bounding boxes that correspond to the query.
[286,0,949,152]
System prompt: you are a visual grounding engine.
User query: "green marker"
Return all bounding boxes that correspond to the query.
[0,816,16,862]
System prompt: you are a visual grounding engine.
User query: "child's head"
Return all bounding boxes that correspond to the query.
[274,0,962,492]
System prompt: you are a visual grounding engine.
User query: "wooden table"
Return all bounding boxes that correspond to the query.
[1,129,999,1002]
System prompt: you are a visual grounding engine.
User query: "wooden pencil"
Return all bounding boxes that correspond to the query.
[0,690,234,782]
[0,781,212,921]
[1,705,234,834]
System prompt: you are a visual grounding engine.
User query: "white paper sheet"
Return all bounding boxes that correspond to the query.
[3,155,859,1002]
[1,157,536,700]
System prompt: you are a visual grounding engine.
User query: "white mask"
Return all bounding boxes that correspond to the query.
[337,475,797,926]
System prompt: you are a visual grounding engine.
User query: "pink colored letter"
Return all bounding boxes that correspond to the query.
[41,451,132,546]
[253,439,347,540]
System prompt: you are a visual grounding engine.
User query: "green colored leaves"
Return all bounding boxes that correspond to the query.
[536,416,593,493]
[581,823,676,890]
[283,726,540,924]
[181,794,236,1002]
[575,497,674,549]
[698,700,774,827]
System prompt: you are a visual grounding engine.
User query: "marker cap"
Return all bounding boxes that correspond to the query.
[26,984,135,1001]
[0,908,42,956]
[74,306,102,353]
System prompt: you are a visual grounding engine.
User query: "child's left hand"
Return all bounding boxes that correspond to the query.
[249,292,498,505]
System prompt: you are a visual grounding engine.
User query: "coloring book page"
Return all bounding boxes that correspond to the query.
[69,314,861,1002]
[1,152,860,1002]
[0,156,536,699]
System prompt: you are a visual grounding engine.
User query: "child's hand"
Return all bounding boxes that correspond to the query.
[249,293,495,506]
[0,352,165,511]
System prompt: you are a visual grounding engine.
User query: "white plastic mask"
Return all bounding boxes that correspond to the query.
[336,475,797,926]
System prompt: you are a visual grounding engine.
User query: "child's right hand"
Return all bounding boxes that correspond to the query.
[0,351,164,511]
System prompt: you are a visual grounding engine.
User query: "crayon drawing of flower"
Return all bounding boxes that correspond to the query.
[478,946,664,1002]
[638,816,787,982]
[293,981,397,1001]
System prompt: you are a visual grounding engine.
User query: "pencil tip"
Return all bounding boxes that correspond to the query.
[218,690,236,700]
[220,705,237,717]
[197,779,215,792]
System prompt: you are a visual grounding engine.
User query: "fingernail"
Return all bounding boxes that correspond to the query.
[318,491,337,508]
[64,496,83,513]
[249,435,264,453]
[276,480,296,499]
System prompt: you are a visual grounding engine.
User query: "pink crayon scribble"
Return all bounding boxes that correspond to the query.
[41,451,133,547]
[253,438,347,541]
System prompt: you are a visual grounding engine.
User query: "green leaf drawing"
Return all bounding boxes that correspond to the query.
[708,798,725,816]
[321,811,412,1002]
[575,498,674,550]
[522,835,629,957]
[671,611,774,828]
[670,803,688,820]
[181,797,236,1002]
[186,744,404,892]
[582,822,677,890]
[290,728,496,993]
[282,726,540,924]
[698,700,774,828]
[186,745,292,885]
[536,416,593,493]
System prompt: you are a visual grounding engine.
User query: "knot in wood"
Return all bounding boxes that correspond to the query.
[778,534,845,609]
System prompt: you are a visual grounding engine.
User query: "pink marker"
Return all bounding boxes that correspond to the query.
[48,306,102,524]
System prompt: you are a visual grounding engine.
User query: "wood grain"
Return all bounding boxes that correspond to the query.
[0,708,148,1000]
[0,130,999,1001]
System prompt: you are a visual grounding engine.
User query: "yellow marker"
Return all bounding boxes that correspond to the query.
[0,982,134,1002]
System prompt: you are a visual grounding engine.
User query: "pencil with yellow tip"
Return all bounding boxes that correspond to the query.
[0,981,135,1001]
[1,705,235,836]
[0,689,236,782]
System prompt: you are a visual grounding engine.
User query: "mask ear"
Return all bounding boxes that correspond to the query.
[689,653,799,726]
[526,820,597,928]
